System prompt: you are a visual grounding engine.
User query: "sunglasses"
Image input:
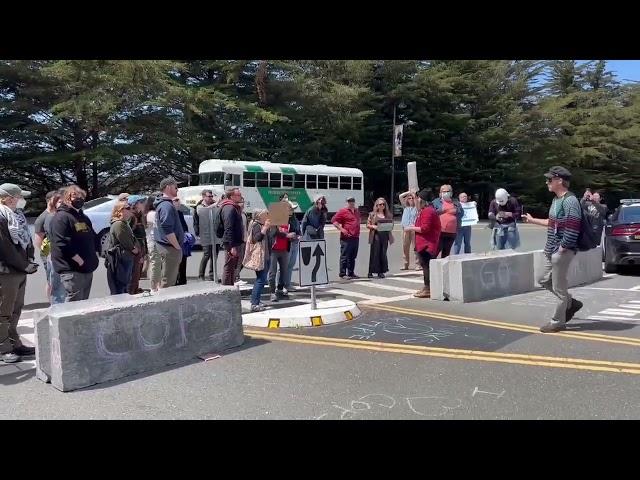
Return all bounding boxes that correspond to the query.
[376,203,385,207]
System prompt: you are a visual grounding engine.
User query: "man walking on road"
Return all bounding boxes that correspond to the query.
[218,187,244,286]
[49,185,100,302]
[153,177,184,288]
[332,196,361,279]
[524,166,583,333]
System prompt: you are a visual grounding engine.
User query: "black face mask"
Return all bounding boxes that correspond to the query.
[71,198,85,209]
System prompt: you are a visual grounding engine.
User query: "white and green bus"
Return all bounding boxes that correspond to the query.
[178,159,364,216]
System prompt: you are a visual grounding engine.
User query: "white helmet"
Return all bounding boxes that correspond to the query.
[495,188,509,206]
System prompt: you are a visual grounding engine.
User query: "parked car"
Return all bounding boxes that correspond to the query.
[602,199,640,273]
[84,196,196,257]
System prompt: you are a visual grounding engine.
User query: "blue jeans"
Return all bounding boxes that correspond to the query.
[453,226,472,254]
[47,257,67,305]
[107,253,134,295]
[284,240,299,287]
[251,259,270,306]
[492,224,520,250]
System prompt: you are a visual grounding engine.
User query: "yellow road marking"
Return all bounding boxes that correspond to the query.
[364,304,640,347]
[244,329,640,375]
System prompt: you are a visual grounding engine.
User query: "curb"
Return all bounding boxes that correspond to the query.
[242,299,362,329]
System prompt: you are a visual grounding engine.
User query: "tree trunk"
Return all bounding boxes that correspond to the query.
[90,130,99,198]
[255,60,268,106]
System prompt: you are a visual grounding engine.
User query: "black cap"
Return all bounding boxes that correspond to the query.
[417,189,434,202]
[346,196,356,202]
[544,166,572,180]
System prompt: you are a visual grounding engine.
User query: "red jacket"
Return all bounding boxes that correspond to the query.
[331,207,360,239]
[415,205,441,256]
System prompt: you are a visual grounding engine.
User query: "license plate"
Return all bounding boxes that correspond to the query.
[634,235,640,240]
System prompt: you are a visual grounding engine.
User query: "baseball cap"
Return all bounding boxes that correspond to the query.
[544,166,572,180]
[126,195,145,206]
[0,183,31,198]
[346,196,356,202]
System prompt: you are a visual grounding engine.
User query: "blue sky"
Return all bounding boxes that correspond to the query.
[601,60,640,82]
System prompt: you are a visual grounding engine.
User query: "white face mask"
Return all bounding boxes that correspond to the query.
[16,198,26,210]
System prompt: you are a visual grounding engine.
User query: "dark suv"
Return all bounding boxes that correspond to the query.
[603,200,640,273]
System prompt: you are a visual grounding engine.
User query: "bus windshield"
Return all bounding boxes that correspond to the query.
[199,172,225,185]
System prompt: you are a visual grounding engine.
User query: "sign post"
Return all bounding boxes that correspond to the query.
[298,239,329,310]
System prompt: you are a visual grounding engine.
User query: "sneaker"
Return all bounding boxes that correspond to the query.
[13,345,35,356]
[270,294,279,302]
[415,266,422,271]
[413,288,430,298]
[540,322,566,333]
[339,274,347,279]
[367,273,374,278]
[378,273,385,279]
[234,280,249,287]
[348,274,360,280]
[1,352,21,363]
[282,288,289,295]
[566,299,583,323]
[250,304,266,312]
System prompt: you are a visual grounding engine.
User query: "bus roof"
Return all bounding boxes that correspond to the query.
[198,159,363,176]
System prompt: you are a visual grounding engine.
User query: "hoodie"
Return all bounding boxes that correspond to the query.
[218,199,244,248]
[301,195,328,240]
[153,196,184,247]
[49,204,100,274]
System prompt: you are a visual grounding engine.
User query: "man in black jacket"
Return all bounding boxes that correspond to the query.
[0,183,38,363]
[49,185,100,302]
[218,188,244,285]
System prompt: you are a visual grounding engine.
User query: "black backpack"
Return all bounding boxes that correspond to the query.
[558,194,599,251]
[214,205,224,239]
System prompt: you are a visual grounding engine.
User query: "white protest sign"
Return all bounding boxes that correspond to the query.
[461,201,479,227]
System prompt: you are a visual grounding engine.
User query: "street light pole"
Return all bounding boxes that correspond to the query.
[390,102,396,211]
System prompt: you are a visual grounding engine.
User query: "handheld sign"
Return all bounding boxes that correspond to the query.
[299,239,328,287]
[407,161,419,192]
[268,201,290,225]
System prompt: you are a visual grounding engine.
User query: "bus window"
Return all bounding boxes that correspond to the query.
[318,175,328,189]
[340,176,352,190]
[233,174,241,187]
[353,177,362,190]
[306,175,317,189]
[244,172,256,187]
[257,172,268,187]
[200,172,224,185]
[329,176,338,189]
[294,174,305,189]
[270,173,281,188]
[283,174,293,188]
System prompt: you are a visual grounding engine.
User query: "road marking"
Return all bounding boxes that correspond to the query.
[364,304,640,347]
[359,294,416,305]
[599,309,638,317]
[350,282,415,294]
[618,305,640,310]
[391,271,424,277]
[387,277,425,285]
[244,329,640,376]
[631,286,640,291]
[577,287,640,292]
[323,289,381,301]
[587,316,640,322]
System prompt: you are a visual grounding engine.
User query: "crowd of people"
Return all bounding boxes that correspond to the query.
[0,166,613,363]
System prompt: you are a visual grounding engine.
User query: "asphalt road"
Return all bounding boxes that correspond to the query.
[5,222,640,419]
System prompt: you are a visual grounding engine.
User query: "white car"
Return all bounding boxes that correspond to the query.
[84,196,196,257]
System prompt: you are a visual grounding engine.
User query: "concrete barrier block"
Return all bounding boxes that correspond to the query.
[429,257,450,300]
[37,284,243,392]
[533,247,603,288]
[447,250,536,302]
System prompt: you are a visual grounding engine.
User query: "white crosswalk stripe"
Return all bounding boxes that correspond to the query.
[350,281,416,294]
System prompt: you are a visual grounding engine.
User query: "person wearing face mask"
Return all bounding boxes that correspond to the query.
[0,183,38,363]
[301,194,328,240]
[432,184,463,258]
[488,188,522,250]
[49,185,100,302]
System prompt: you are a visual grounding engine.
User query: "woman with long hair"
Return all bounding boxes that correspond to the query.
[106,200,139,295]
[367,197,394,278]
[246,210,272,312]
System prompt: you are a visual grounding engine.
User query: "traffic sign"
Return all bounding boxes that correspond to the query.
[299,240,328,287]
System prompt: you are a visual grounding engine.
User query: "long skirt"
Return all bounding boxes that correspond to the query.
[368,231,390,274]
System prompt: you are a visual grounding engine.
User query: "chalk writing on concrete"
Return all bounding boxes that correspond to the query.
[471,386,506,399]
[344,317,465,344]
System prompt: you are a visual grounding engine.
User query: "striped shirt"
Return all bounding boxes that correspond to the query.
[401,206,418,228]
[545,193,581,254]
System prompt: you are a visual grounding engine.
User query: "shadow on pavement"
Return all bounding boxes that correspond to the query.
[77,338,270,393]
[0,365,36,386]
[22,302,50,311]
[567,318,638,332]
